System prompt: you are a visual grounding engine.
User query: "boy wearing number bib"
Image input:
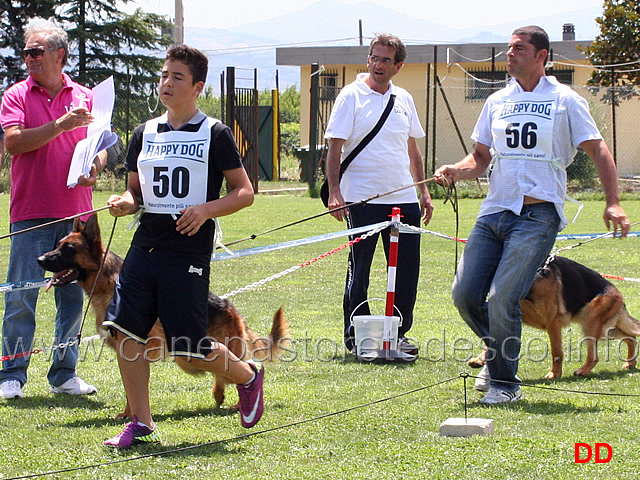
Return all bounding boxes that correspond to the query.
[103,45,262,448]
[434,26,629,405]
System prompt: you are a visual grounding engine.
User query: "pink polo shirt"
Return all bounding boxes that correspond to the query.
[0,73,94,223]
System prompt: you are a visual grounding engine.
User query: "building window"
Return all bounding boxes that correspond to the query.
[466,69,508,101]
[547,66,574,86]
[320,70,339,101]
[466,66,574,101]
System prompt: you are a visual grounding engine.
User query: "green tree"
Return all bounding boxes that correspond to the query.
[0,0,57,87]
[279,84,300,123]
[583,0,640,103]
[1,1,173,91]
[280,122,300,154]
[258,87,273,106]
[0,1,174,140]
[197,85,222,119]
[57,1,173,91]
[257,85,300,123]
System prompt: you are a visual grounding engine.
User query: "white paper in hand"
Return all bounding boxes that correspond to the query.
[67,76,119,187]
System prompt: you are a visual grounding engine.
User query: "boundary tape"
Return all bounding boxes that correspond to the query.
[0,279,50,293]
[212,221,390,261]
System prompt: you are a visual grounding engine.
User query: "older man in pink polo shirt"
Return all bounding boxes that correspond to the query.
[0,21,106,399]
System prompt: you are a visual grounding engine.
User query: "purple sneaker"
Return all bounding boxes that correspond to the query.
[104,416,160,448]
[237,360,264,428]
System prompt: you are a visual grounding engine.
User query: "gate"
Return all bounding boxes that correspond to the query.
[223,66,259,192]
[258,105,274,181]
[307,63,342,187]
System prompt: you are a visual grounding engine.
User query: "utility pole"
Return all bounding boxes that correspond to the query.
[174,0,184,43]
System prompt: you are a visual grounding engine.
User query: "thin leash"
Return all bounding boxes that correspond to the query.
[0,205,112,241]
[76,215,119,343]
[541,219,640,270]
[222,177,440,248]
[440,179,460,269]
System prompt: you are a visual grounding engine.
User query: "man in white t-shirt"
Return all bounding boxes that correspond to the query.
[325,33,434,356]
[435,26,630,404]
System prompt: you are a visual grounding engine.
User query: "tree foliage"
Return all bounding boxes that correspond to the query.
[279,84,301,123]
[257,84,300,123]
[58,1,174,91]
[197,85,222,119]
[280,122,300,154]
[1,1,173,90]
[583,0,640,103]
[0,0,57,86]
[0,1,175,139]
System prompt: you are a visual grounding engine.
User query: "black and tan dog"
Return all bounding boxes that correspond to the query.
[37,214,289,417]
[468,256,640,378]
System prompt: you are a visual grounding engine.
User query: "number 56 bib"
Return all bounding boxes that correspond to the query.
[492,92,557,162]
[138,117,216,214]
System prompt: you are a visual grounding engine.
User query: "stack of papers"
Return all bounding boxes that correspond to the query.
[67,76,120,188]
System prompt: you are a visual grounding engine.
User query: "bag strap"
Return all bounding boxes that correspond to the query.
[338,93,396,178]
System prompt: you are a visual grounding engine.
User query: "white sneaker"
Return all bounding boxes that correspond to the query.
[50,377,97,395]
[1,380,24,399]
[474,364,491,392]
[480,386,522,405]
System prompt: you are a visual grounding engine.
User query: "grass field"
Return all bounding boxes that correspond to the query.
[1,189,640,479]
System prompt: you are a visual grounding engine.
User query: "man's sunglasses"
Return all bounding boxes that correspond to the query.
[22,47,56,59]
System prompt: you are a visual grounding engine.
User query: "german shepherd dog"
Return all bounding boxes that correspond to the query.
[37,214,290,417]
[468,256,640,378]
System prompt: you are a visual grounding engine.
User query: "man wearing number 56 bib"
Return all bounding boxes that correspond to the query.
[103,45,263,447]
[435,26,630,405]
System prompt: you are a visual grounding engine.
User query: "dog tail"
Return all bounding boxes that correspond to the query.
[618,305,640,336]
[251,308,290,362]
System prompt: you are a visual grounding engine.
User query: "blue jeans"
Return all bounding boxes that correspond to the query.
[452,204,560,392]
[1,219,84,388]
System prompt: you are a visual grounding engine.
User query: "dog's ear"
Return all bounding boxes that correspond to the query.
[73,216,83,233]
[83,214,101,237]
[82,214,103,255]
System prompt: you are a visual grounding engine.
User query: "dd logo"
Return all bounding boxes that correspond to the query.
[574,443,612,463]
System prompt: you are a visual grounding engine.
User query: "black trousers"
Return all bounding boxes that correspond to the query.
[343,202,421,350]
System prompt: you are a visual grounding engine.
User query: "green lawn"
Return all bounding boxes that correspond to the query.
[1,190,639,479]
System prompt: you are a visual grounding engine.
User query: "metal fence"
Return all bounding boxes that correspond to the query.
[411,77,640,183]
[309,71,640,191]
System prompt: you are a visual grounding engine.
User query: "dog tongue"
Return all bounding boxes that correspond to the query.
[45,270,69,292]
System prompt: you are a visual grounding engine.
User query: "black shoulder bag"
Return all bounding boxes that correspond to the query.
[320,94,396,207]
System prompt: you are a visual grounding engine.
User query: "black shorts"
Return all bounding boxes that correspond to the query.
[103,245,213,358]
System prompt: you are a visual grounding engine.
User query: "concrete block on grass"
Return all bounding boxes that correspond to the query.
[439,417,494,437]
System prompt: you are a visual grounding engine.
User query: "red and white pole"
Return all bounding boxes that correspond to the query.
[384,207,401,350]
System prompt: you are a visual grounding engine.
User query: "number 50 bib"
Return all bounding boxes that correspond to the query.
[492,92,557,162]
[138,117,217,214]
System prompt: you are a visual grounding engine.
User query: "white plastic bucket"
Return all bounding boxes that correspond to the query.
[353,315,400,353]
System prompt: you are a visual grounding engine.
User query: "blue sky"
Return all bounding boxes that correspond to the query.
[129,0,604,30]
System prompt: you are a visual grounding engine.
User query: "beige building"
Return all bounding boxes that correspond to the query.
[277,34,640,177]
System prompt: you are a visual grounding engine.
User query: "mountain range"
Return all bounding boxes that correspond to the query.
[183,0,602,94]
